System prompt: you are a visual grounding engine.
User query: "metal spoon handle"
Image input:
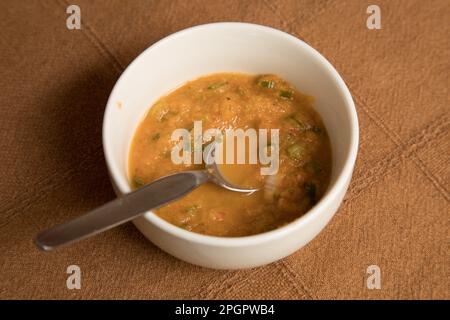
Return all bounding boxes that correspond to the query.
[35,170,209,251]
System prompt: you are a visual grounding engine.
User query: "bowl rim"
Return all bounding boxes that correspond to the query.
[102,22,359,247]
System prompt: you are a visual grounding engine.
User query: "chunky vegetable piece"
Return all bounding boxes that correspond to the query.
[129,73,332,237]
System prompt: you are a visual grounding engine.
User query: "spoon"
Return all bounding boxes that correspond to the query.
[34,143,258,251]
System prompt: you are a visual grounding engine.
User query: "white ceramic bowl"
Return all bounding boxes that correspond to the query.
[103,22,358,269]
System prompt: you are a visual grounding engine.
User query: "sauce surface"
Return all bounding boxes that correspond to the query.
[129,73,332,237]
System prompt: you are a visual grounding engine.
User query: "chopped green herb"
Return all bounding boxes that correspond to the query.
[133,176,145,188]
[207,82,228,90]
[186,205,199,215]
[151,133,160,141]
[285,116,306,130]
[285,114,310,131]
[304,160,322,174]
[260,80,275,89]
[180,222,193,231]
[312,126,322,133]
[280,90,293,99]
[287,144,304,160]
[304,182,317,203]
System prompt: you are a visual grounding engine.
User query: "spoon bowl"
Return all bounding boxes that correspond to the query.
[204,142,259,194]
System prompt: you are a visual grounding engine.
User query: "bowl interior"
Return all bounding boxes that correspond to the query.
[104,23,355,215]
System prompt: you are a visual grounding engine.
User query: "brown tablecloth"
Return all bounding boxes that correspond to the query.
[0,0,448,299]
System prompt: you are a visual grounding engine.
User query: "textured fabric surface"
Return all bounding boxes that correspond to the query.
[0,0,449,299]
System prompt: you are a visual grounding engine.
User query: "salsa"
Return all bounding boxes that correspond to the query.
[128,73,332,237]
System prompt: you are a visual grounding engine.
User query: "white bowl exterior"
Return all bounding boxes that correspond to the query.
[103,23,358,269]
